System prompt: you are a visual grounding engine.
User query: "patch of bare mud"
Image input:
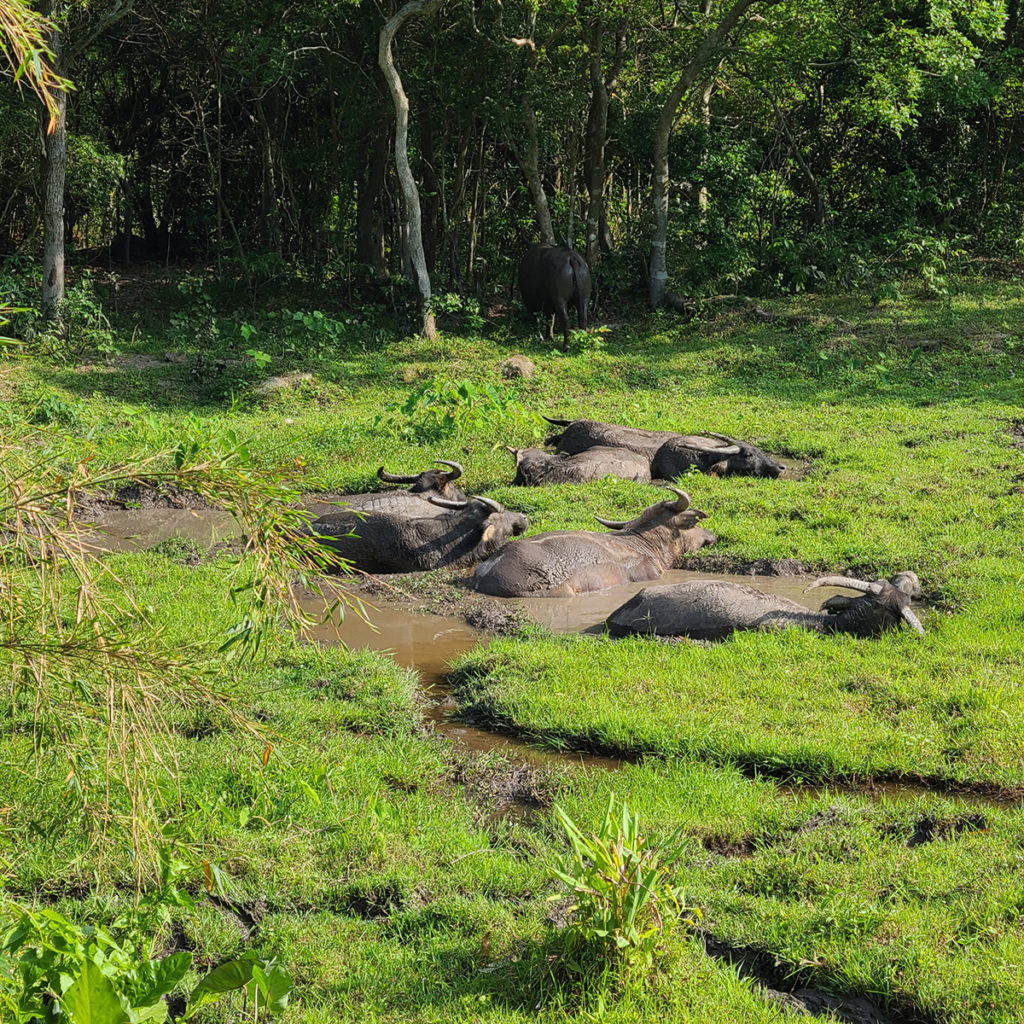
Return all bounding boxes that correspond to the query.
[74,481,215,518]
[701,933,900,1024]
[1009,419,1024,453]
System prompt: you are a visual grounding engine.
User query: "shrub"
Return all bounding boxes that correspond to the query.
[548,796,699,975]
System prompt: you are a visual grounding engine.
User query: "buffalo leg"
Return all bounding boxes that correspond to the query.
[553,302,571,351]
[576,293,588,332]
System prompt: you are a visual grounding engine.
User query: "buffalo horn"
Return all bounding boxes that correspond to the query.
[434,459,463,480]
[541,415,571,426]
[900,606,926,636]
[473,496,504,513]
[377,466,420,484]
[662,486,692,512]
[594,515,630,530]
[805,576,883,595]
[428,495,468,509]
[692,433,741,454]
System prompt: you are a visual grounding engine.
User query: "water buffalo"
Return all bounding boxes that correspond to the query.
[472,487,716,597]
[543,416,785,479]
[652,435,784,479]
[302,461,466,518]
[518,244,591,352]
[506,446,652,486]
[543,416,677,459]
[310,495,528,574]
[605,573,924,640]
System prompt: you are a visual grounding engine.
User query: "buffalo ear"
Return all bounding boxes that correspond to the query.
[705,460,729,477]
[480,524,497,545]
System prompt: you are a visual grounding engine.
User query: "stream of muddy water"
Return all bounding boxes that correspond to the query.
[83,508,1009,808]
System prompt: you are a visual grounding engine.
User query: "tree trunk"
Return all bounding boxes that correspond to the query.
[649,0,766,307]
[379,0,442,340]
[520,89,555,244]
[583,23,626,267]
[39,1,67,324]
[357,122,389,272]
[40,84,68,323]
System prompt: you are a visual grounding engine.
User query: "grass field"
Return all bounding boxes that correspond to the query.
[2,273,1024,1021]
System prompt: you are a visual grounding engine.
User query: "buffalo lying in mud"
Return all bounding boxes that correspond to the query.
[543,417,785,479]
[506,446,652,486]
[310,495,528,574]
[544,417,677,459]
[518,244,591,352]
[605,572,924,640]
[472,487,716,597]
[651,434,784,479]
[304,461,466,518]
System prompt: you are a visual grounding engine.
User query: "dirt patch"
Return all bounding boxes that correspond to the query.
[701,834,756,858]
[701,933,899,1024]
[674,555,814,576]
[450,755,548,818]
[1009,420,1024,452]
[886,812,987,848]
[75,481,215,518]
[463,602,532,636]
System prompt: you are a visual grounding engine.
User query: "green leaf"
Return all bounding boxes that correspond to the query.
[185,957,254,1017]
[132,952,192,1007]
[248,959,292,1015]
[62,959,130,1024]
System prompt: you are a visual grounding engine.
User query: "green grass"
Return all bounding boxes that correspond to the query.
[3,275,1024,1021]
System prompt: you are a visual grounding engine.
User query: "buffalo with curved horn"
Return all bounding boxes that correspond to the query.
[472,487,716,597]
[652,433,784,479]
[309,494,528,574]
[506,446,652,486]
[302,460,467,519]
[605,572,924,639]
[542,416,785,479]
[543,416,678,459]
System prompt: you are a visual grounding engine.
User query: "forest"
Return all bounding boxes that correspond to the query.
[3,1,1024,1023]
[2,0,1022,324]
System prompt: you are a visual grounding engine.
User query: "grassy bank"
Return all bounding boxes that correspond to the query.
[3,274,1024,1020]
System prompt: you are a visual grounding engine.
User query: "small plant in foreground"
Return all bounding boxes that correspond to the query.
[0,897,292,1021]
[548,796,699,974]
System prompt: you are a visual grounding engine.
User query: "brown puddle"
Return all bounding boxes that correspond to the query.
[298,588,622,772]
[777,456,813,480]
[78,509,241,553]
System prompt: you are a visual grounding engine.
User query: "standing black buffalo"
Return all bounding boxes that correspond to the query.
[518,243,591,352]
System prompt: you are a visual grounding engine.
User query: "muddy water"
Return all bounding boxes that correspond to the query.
[299,589,622,771]
[80,509,241,553]
[777,456,812,480]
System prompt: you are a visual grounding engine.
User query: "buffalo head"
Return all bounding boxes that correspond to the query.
[377,459,467,500]
[652,434,785,480]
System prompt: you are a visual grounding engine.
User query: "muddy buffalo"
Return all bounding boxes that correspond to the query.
[302,461,467,518]
[605,572,924,639]
[310,495,528,574]
[506,446,652,486]
[518,244,591,352]
[543,416,677,459]
[652,435,784,479]
[472,487,716,597]
[543,416,785,479]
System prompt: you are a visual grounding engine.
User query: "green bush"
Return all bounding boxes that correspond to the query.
[548,796,699,974]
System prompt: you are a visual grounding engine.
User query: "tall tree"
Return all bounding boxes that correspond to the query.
[379,0,443,339]
[36,0,134,324]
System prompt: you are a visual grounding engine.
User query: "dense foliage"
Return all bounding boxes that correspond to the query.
[2,0,1021,307]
